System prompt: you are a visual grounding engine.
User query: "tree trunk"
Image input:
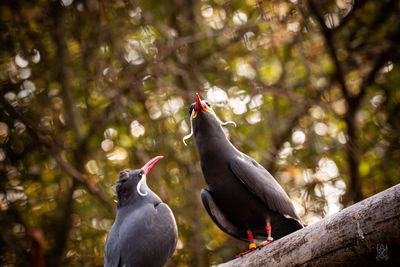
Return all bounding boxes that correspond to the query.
[215,184,400,267]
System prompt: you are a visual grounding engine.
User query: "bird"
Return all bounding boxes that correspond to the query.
[104,156,178,267]
[183,93,303,254]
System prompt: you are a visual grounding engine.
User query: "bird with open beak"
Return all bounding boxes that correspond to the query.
[104,156,178,267]
[183,93,303,256]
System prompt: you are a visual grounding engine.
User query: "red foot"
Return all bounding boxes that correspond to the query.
[235,247,257,258]
[261,240,275,247]
[235,240,275,258]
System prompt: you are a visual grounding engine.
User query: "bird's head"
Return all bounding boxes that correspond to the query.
[183,93,236,145]
[116,156,163,208]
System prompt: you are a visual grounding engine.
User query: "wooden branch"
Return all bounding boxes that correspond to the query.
[0,94,116,215]
[308,0,350,100]
[308,0,364,203]
[355,53,388,106]
[342,54,388,203]
[46,4,89,265]
[264,84,330,173]
[215,184,400,266]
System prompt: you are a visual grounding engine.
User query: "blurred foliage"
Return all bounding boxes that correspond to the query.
[0,0,399,266]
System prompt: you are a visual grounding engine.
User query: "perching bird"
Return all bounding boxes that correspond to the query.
[104,156,178,267]
[183,94,303,253]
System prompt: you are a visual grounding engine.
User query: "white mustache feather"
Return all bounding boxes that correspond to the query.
[182,107,236,146]
[136,175,148,196]
[182,109,195,146]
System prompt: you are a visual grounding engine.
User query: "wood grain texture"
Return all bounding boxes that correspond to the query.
[215,184,400,267]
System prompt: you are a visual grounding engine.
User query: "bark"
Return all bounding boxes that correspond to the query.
[215,184,400,267]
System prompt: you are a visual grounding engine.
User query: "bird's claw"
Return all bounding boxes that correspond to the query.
[261,239,275,247]
[235,247,257,258]
[235,239,275,258]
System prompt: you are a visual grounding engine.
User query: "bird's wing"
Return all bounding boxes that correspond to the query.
[104,224,121,267]
[201,189,246,241]
[153,203,178,259]
[229,155,301,222]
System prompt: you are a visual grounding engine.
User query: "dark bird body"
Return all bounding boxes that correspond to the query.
[188,94,303,244]
[104,157,177,267]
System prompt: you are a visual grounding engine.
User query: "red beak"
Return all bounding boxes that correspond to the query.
[141,156,163,176]
[195,93,207,113]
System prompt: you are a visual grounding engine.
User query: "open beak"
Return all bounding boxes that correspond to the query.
[141,156,163,176]
[195,93,207,113]
[193,93,209,118]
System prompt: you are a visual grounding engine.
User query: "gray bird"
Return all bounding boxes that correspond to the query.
[104,156,178,267]
[183,94,303,253]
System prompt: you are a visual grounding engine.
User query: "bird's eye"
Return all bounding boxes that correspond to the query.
[205,101,211,107]
[188,103,195,115]
[138,172,143,178]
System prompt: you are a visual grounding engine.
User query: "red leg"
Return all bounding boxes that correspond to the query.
[262,222,274,247]
[235,230,257,258]
[247,230,257,249]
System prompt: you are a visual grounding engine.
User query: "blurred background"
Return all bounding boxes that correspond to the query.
[0,0,399,266]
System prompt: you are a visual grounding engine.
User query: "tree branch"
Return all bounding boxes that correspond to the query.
[215,183,400,266]
[355,53,388,106]
[308,0,364,203]
[0,94,116,215]
[308,0,350,100]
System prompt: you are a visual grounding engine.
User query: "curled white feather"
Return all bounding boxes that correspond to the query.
[182,110,195,146]
[136,175,148,196]
[210,109,237,127]
[182,107,236,146]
